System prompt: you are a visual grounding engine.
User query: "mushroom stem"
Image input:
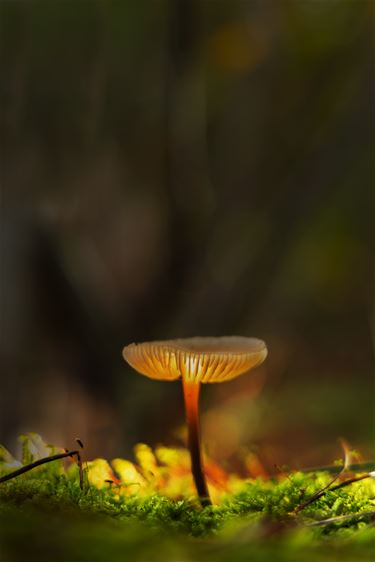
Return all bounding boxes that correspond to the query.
[182,378,212,507]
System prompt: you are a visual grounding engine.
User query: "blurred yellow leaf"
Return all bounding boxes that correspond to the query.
[86,459,115,489]
[111,458,145,488]
[134,443,159,476]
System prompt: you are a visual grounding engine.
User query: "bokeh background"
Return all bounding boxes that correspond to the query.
[1,0,374,473]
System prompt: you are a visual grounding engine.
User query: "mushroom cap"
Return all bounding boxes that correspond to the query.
[123,336,267,383]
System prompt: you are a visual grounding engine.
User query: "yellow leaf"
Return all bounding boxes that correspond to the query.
[111,458,145,488]
[134,444,158,476]
[86,459,114,489]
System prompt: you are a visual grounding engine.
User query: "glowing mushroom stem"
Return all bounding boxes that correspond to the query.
[182,378,211,507]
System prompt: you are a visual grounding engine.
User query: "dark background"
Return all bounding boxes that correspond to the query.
[1,0,374,472]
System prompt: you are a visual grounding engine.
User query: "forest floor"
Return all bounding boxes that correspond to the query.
[1,434,374,562]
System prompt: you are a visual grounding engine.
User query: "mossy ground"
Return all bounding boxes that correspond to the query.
[1,435,374,562]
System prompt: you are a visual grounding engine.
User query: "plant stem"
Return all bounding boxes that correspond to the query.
[0,450,82,487]
[306,510,375,527]
[182,378,211,507]
[294,473,372,513]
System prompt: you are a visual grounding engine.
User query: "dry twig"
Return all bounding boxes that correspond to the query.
[293,440,373,514]
[0,449,84,489]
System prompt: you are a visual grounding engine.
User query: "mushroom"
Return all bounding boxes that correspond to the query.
[122,336,267,507]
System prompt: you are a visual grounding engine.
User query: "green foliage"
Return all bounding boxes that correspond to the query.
[0,434,374,562]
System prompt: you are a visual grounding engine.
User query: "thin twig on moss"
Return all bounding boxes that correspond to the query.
[294,473,373,513]
[306,510,375,527]
[0,450,82,488]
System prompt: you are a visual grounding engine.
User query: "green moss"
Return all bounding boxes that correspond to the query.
[0,435,374,562]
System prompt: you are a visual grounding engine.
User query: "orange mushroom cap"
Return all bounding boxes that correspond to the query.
[123,336,267,383]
